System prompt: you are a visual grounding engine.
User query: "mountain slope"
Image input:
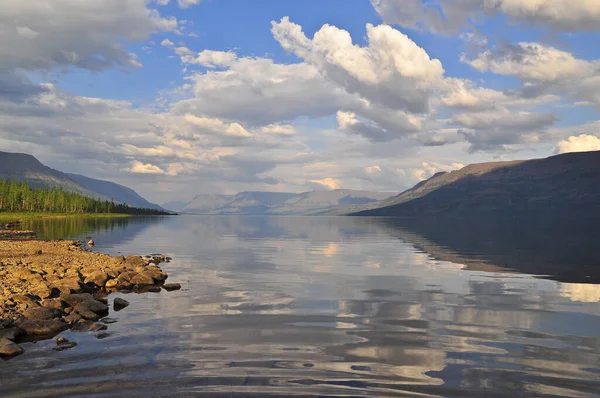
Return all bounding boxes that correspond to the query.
[66,173,165,211]
[0,151,106,199]
[0,151,163,210]
[352,151,600,217]
[162,200,189,212]
[182,190,394,215]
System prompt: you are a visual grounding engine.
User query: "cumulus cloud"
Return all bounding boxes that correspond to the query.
[129,160,166,174]
[272,17,444,114]
[182,50,238,68]
[462,42,600,110]
[0,0,178,73]
[371,0,600,34]
[177,0,201,8]
[554,134,600,154]
[161,38,175,47]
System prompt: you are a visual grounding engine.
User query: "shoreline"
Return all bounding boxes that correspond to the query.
[0,229,180,358]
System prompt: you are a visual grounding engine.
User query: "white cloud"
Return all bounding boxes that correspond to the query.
[183,50,238,68]
[260,124,296,137]
[462,42,600,110]
[272,17,444,114]
[156,0,170,5]
[129,160,166,174]
[554,134,600,154]
[371,0,600,34]
[161,38,175,47]
[177,0,201,8]
[184,114,252,138]
[0,0,179,73]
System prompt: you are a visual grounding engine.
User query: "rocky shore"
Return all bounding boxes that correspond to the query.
[0,230,180,358]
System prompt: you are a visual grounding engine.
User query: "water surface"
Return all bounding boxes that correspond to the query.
[2,215,600,397]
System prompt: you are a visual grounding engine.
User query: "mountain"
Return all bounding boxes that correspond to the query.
[0,151,163,210]
[0,151,105,199]
[161,200,189,212]
[66,173,164,211]
[182,190,393,215]
[352,151,600,217]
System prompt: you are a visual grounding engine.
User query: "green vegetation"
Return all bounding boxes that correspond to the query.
[0,180,170,216]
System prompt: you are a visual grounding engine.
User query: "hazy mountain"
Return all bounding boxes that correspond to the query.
[182,190,393,215]
[352,151,600,218]
[0,151,162,210]
[66,173,164,211]
[162,200,189,212]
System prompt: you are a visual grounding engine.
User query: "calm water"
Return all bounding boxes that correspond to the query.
[2,215,600,397]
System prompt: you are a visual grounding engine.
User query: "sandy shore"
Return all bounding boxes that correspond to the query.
[0,230,180,358]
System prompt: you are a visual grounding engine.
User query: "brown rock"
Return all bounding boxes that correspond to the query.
[125,255,145,267]
[61,293,94,307]
[0,327,24,341]
[23,307,62,321]
[83,271,108,287]
[72,320,108,332]
[75,300,108,320]
[0,338,23,357]
[104,279,118,289]
[162,283,182,292]
[30,282,52,299]
[63,312,83,325]
[41,298,64,310]
[16,319,68,336]
[130,273,154,286]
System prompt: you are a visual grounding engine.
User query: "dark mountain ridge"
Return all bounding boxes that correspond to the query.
[352,151,600,217]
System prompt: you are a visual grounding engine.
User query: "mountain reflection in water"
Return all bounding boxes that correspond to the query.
[2,215,599,397]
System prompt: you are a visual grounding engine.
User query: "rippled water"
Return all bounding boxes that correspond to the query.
[2,215,600,397]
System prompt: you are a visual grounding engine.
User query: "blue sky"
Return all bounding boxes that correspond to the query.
[1,0,600,203]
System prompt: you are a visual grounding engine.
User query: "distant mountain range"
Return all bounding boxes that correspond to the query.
[175,190,394,215]
[351,151,600,217]
[0,151,164,211]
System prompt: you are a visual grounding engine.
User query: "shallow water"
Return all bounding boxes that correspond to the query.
[2,215,600,397]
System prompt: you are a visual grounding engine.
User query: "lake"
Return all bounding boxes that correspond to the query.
[2,215,600,397]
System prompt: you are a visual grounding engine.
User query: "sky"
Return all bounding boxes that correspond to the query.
[2,0,600,204]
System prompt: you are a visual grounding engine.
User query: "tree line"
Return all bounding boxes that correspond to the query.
[0,180,170,215]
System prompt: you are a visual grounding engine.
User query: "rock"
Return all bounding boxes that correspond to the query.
[30,282,52,300]
[100,318,117,324]
[145,286,162,293]
[41,298,64,310]
[83,271,108,287]
[143,268,168,283]
[52,278,81,294]
[125,255,145,268]
[63,312,83,325]
[95,332,111,339]
[105,279,118,289]
[72,320,107,332]
[61,293,94,307]
[129,273,154,286]
[162,283,182,292]
[23,307,62,321]
[87,239,94,246]
[0,338,23,357]
[113,298,130,311]
[12,294,41,308]
[75,300,108,320]
[16,319,68,336]
[0,327,24,341]
[54,339,77,351]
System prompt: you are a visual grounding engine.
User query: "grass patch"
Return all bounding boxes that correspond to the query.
[0,212,132,222]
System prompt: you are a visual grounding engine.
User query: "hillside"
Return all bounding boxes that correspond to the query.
[66,173,164,211]
[0,151,162,211]
[352,151,600,217]
[0,152,105,199]
[182,190,393,215]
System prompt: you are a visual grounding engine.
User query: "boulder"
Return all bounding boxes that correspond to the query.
[30,281,52,299]
[75,300,108,320]
[61,293,94,307]
[72,320,108,332]
[105,279,118,289]
[162,283,182,292]
[0,327,24,341]
[23,307,62,321]
[130,273,154,286]
[15,319,68,336]
[83,271,108,287]
[125,255,145,268]
[113,298,130,311]
[0,338,23,357]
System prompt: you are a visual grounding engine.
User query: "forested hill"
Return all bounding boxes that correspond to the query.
[0,180,170,215]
